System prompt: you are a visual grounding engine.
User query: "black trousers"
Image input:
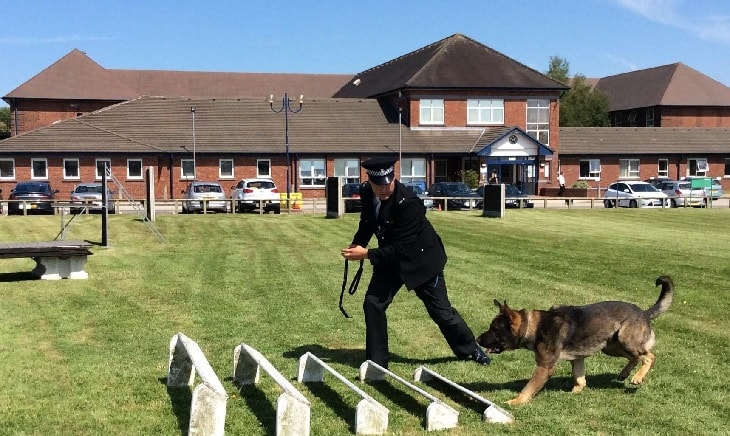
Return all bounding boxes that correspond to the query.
[362,270,478,367]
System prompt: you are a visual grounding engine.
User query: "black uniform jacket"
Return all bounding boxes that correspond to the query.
[351,180,447,290]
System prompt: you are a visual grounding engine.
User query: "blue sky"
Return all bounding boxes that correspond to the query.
[2,0,729,107]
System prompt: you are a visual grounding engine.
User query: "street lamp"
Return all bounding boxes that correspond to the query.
[268,93,303,207]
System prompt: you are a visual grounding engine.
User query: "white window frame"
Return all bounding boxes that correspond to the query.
[619,159,640,179]
[181,159,195,180]
[526,99,550,145]
[400,158,427,186]
[95,158,111,180]
[334,158,360,184]
[219,159,234,179]
[657,158,669,178]
[579,159,601,180]
[419,99,444,125]
[63,158,80,180]
[0,158,15,180]
[256,159,271,178]
[127,158,143,180]
[31,158,48,179]
[299,158,326,187]
[688,158,709,177]
[467,99,504,125]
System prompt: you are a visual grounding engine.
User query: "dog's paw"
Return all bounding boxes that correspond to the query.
[506,397,529,406]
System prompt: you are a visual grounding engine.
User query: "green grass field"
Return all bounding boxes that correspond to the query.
[0,209,728,435]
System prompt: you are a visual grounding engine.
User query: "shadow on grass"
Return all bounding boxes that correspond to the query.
[0,271,38,282]
[158,377,191,436]
[283,344,455,369]
[228,378,277,436]
[462,371,634,398]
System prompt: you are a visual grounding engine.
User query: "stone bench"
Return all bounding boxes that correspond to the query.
[0,240,93,279]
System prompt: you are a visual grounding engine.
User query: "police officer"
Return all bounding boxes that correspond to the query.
[341,157,491,368]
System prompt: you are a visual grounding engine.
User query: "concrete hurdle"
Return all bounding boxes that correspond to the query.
[413,366,514,424]
[167,332,228,436]
[298,352,389,435]
[232,344,311,436]
[359,360,459,432]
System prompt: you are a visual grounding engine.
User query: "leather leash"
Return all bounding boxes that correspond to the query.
[339,259,364,318]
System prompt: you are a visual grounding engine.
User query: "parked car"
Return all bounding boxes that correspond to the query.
[69,182,116,214]
[342,183,362,213]
[656,180,706,208]
[231,178,280,214]
[644,177,672,189]
[404,183,433,209]
[683,177,724,201]
[7,181,59,215]
[427,182,480,210]
[182,181,228,213]
[476,184,534,209]
[603,181,669,208]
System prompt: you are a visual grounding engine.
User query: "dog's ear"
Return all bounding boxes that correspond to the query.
[493,299,510,312]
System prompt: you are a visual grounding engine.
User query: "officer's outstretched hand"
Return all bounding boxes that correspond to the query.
[341,245,368,261]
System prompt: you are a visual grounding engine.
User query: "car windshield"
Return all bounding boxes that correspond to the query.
[444,184,471,194]
[14,183,50,193]
[193,184,222,193]
[630,184,657,192]
[504,185,522,195]
[75,185,104,194]
[406,185,424,195]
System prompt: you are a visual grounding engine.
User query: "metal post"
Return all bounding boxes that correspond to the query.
[101,163,109,247]
[191,107,196,180]
[269,93,303,209]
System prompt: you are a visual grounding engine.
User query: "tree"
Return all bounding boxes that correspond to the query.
[546,56,610,127]
[0,107,9,133]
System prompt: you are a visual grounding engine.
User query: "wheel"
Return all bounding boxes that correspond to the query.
[603,199,614,208]
[670,199,678,208]
[629,200,638,208]
[272,206,281,214]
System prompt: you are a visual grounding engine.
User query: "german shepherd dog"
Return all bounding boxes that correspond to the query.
[477,276,674,405]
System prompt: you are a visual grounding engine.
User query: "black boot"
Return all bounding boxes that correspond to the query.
[469,347,491,365]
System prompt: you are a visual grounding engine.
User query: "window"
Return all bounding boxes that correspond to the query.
[619,159,640,178]
[627,110,638,127]
[299,159,326,186]
[181,159,195,179]
[400,158,427,185]
[64,159,80,180]
[419,99,444,125]
[334,158,360,184]
[257,159,271,178]
[220,159,234,179]
[96,159,111,179]
[0,158,15,180]
[31,158,48,179]
[467,99,504,125]
[579,159,601,179]
[725,158,730,177]
[526,99,550,144]
[646,108,655,127]
[658,159,669,178]
[614,112,622,127]
[688,158,709,176]
[127,159,143,179]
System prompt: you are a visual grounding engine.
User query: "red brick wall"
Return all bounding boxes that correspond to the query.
[8,99,120,136]
[661,107,730,127]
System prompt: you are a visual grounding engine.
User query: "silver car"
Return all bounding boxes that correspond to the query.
[70,182,115,214]
[182,181,228,213]
[657,180,706,208]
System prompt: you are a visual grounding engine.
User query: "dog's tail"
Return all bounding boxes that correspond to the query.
[644,276,674,320]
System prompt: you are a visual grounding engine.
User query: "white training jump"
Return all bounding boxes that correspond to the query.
[298,352,389,435]
[232,343,311,436]
[413,366,514,424]
[167,332,228,436]
[359,360,459,432]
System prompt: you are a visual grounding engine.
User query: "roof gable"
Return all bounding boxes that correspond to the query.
[4,49,138,100]
[595,63,730,111]
[333,33,568,98]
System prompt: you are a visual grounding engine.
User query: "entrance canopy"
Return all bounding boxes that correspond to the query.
[474,127,554,160]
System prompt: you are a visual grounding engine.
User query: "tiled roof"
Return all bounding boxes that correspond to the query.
[559,127,730,154]
[333,34,568,98]
[3,49,352,102]
[594,63,730,111]
[0,96,485,155]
